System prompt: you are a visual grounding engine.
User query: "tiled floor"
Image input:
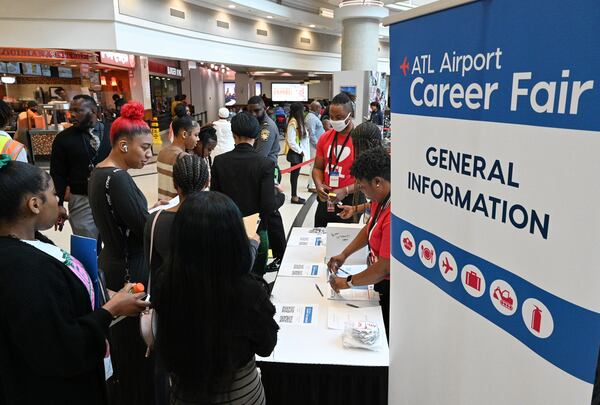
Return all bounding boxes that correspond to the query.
[43,151,316,256]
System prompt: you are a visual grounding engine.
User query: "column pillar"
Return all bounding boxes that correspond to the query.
[336,4,388,71]
[130,55,151,110]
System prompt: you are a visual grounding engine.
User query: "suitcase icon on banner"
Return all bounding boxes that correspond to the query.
[465,270,481,291]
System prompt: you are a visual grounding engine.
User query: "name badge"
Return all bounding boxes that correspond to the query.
[329,171,340,188]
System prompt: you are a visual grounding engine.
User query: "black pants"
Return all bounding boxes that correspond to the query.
[267,210,286,261]
[314,193,366,228]
[290,164,301,198]
[375,279,390,340]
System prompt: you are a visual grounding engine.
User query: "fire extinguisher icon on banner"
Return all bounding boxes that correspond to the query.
[531,305,542,333]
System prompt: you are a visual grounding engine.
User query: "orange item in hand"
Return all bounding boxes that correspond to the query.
[132,283,145,293]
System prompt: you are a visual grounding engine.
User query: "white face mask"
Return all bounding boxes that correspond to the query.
[330,113,351,133]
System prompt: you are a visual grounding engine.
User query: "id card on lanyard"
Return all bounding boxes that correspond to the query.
[328,132,351,188]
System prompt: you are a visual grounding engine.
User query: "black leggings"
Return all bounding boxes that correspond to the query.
[290,165,301,198]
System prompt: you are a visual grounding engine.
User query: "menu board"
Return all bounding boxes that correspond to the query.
[22,63,42,76]
[6,62,20,74]
[0,62,6,74]
[41,64,52,77]
[58,67,73,78]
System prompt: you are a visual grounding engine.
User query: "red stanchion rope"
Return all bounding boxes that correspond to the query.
[280,158,315,174]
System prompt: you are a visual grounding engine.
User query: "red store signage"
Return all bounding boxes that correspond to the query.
[149,60,182,77]
[0,48,97,62]
[99,51,136,69]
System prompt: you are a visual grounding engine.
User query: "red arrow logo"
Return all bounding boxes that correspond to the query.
[400,56,410,76]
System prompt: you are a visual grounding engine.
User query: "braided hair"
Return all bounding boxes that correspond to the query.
[172,154,209,196]
[352,122,383,156]
[350,122,384,210]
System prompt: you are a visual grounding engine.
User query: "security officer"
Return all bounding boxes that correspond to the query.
[248,95,286,272]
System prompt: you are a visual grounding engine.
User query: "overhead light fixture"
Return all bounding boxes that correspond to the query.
[221,68,226,73]
[266,15,273,19]
[309,24,316,28]
[386,2,417,11]
[228,4,236,8]
[100,76,107,86]
[319,7,334,18]
[110,77,118,86]
[199,61,204,65]
[210,63,215,69]
[339,0,384,7]
[1,76,16,84]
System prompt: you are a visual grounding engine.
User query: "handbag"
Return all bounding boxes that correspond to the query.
[286,149,303,164]
[140,209,162,357]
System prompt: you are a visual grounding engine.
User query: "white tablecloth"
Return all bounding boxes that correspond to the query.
[258,227,389,367]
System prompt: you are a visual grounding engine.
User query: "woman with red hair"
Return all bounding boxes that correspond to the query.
[88,102,159,404]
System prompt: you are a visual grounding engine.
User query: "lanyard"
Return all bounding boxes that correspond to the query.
[367,192,391,263]
[327,132,351,174]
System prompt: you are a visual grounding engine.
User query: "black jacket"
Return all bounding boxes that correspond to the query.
[0,236,112,405]
[50,122,111,205]
[211,143,276,230]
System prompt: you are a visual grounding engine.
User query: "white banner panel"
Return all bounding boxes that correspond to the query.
[388,1,600,404]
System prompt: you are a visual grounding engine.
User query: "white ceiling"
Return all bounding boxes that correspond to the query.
[186,0,437,38]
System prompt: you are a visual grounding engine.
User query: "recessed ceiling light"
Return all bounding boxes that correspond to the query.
[228,5,236,9]
[309,24,316,28]
[266,15,273,19]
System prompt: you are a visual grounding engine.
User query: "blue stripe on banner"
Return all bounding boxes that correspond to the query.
[391,214,600,383]
[315,237,322,246]
[311,265,319,276]
[304,307,313,324]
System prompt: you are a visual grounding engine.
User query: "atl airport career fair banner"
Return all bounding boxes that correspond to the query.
[388,1,600,404]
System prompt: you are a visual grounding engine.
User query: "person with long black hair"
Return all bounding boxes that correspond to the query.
[328,147,392,335]
[285,102,310,204]
[0,156,148,404]
[155,191,278,404]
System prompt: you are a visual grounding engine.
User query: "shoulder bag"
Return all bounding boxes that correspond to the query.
[140,209,162,357]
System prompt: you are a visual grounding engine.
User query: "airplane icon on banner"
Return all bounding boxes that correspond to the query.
[400,56,410,76]
[442,257,453,274]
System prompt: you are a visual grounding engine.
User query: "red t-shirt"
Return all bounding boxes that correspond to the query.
[368,200,391,280]
[316,129,356,189]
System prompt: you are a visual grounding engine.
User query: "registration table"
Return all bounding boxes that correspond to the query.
[257,227,389,404]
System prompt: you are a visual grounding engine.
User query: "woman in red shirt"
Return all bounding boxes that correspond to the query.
[328,147,391,334]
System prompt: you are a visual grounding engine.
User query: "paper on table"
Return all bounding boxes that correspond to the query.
[243,213,261,238]
[278,263,324,278]
[327,306,375,330]
[148,195,179,213]
[334,264,367,277]
[287,233,325,247]
[275,304,318,326]
[326,284,379,302]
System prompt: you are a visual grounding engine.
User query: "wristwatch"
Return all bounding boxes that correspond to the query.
[346,275,354,288]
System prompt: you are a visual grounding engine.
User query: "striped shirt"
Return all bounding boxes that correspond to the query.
[157,146,187,200]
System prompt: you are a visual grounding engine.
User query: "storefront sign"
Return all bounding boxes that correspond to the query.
[149,59,182,78]
[388,0,600,404]
[0,48,96,63]
[99,51,135,69]
[167,66,182,77]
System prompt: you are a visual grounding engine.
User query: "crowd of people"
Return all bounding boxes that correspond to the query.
[0,89,391,404]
